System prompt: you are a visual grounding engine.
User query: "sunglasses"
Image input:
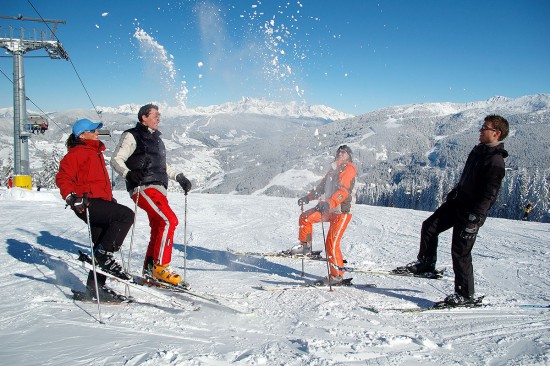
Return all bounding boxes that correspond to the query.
[480,124,496,132]
[85,129,98,133]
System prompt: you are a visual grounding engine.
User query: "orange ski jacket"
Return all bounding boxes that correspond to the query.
[307,161,357,213]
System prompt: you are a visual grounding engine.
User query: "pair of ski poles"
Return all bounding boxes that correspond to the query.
[124,188,190,283]
[84,189,190,324]
[300,203,334,292]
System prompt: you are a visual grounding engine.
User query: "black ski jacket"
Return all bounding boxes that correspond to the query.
[454,143,508,224]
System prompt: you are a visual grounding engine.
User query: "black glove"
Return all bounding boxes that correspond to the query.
[297,195,310,206]
[65,193,89,214]
[460,214,480,240]
[176,173,192,194]
[315,201,330,213]
[446,188,458,202]
[126,169,145,185]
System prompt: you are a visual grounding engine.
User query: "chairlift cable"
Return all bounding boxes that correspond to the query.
[0,67,69,134]
[25,0,103,122]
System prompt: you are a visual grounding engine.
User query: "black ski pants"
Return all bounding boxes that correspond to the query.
[417,200,477,297]
[73,198,134,286]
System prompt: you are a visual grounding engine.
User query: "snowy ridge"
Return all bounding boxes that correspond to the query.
[94,97,354,120]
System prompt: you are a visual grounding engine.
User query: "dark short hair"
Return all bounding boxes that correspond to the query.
[138,103,159,123]
[336,145,353,162]
[484,114,509,141]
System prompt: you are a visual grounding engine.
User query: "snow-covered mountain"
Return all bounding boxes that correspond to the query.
[1,94,549,221]
[93,97,354,120]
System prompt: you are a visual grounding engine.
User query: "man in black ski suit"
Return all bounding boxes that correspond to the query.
[397,114,509,306]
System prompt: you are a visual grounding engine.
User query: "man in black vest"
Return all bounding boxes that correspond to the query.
[112,104,192,286]
[395,114,509,306]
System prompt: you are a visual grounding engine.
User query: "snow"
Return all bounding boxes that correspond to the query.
[1,187,549,365]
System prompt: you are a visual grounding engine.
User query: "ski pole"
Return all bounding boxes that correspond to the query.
[84,193,104,323]
[183,192,188,283]
[300,203,305,277]
[126,186,141,272]
[123,185,141,297]
[321,218,333,292]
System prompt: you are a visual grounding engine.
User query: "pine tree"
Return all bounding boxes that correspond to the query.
[0,156,13,187]
[34,147,64,189]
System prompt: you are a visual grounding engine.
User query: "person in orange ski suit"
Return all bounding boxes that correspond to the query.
[292,145,357,285]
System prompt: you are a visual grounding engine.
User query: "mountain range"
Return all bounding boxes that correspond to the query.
[0,94,548,222]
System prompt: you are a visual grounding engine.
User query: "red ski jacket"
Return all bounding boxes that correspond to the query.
[56,139,113,201]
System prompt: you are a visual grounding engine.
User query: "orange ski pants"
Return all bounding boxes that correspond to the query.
[299,208,352,277]
[132,187,179,266]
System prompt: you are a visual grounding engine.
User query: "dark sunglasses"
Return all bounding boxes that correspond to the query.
[480,124,496,132]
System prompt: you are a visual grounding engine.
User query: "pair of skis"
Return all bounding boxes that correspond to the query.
[255,277,377,291]
[344,267,446,279]
[73,251,231,309]
[399,296,486,313]
[228,248,446,279]
[228,248,325,261]
[34,246,227,312]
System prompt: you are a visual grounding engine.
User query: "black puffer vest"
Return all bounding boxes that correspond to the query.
[124,122,168,192]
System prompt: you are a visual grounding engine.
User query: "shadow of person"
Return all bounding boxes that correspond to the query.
[174,243,324,284]
[7,237,85,293]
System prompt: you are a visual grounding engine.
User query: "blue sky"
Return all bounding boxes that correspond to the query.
[1,0,549,115]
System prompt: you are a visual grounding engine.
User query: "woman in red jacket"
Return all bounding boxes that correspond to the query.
[56,118,134,302]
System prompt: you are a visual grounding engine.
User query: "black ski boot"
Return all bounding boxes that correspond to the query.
[394,260,435,275]
[142,256,154,277]
[93,244,131,280]
[86,285,129,303]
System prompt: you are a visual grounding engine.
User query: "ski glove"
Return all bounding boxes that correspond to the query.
[126,169,145,185]
[65,193,89,214]
[315,201,330,213]
[176,173,192,194]
[446,188,458,202]
[297,195,310,206]
[460,214,480,240]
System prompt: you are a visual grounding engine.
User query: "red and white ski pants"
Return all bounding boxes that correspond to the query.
[132,187,178,266]
[299,208,352,277]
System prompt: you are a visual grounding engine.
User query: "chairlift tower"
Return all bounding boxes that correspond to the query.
[0,15,68,188]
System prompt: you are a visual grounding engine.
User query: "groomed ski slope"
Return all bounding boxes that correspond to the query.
[1,188,549,365]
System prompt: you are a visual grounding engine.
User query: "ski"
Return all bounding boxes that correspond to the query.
[75,251,229,309]
[227,247,326,261]
[343,266,446,279]
[255,278,376,291]
[77,251,190,293]
[399,296,485,313]
[71,289,132,305]
[34,246,198,311]
[518,304,550,309]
